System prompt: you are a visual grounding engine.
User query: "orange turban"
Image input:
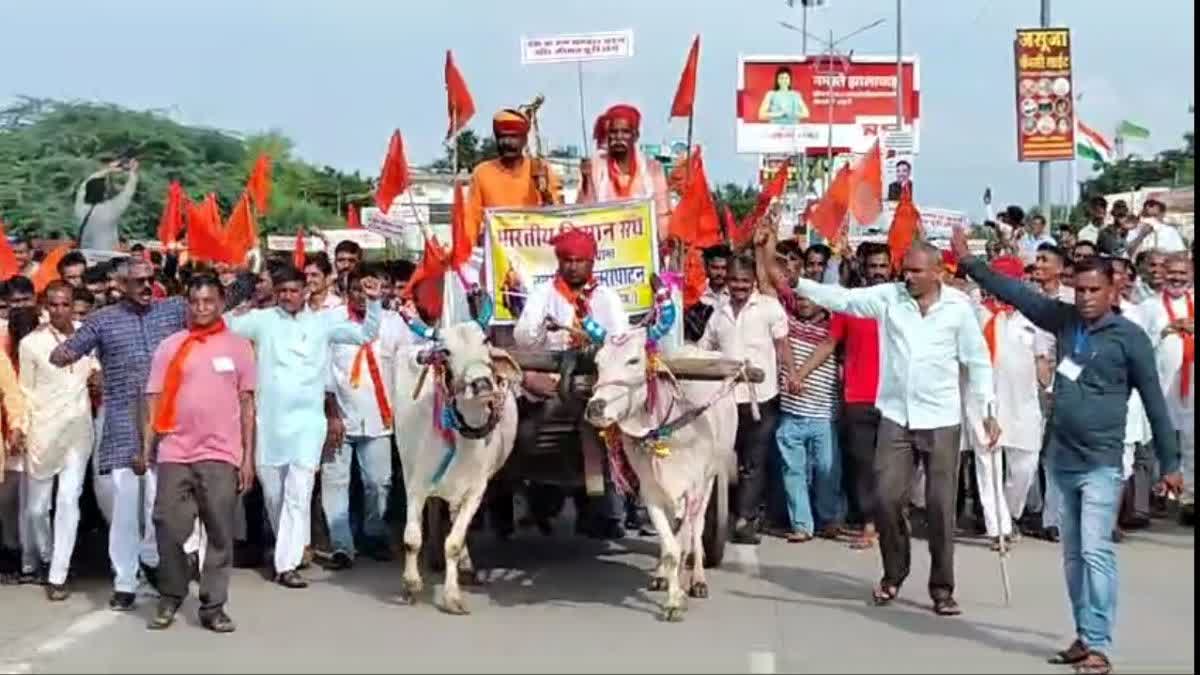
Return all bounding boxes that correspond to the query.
[593,104,642,147]
[493,109,530,136]
[991,255,1025,280]
[552,228,597,260]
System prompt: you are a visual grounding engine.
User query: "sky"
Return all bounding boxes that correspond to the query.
[1,0,1194,220]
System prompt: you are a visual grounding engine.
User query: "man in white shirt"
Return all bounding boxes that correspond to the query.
[700,255,793,545]
[320,266,406,568]
[511,229,630,538]
[965,258,1044,548]
[17,282,98,600]
[794,241,998,616]
[1076,196,1107,246]
[1126,199,1186,256]
[1135,252,1194,525]
[1015,215,1057,266]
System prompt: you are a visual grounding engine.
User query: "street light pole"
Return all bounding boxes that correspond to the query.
[1038,0,1051,220]
[896,0,904,128]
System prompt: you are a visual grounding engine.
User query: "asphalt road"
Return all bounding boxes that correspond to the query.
[0,520,1193,674]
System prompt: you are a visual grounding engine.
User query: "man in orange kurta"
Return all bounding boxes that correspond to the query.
[462,109,563,248]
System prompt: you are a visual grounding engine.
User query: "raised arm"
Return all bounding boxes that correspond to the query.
[793,277,893,319]
[1127,329,1181,475]
[959,256,1069,335]
[108,162,139,212]
[50,317,101,367]
[328,300,382,346]
[224,307,269,342]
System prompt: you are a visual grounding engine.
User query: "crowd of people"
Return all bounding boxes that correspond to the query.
[0,103,1191,673]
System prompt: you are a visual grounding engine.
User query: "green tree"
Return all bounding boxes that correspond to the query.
[713,183,761,221]
[429,129,498,173]
[0,99,371,238]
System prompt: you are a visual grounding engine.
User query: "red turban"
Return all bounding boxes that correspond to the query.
[552,228,597,260]
[593,104,642,147]
[991,255,1025,280]
[493,109,531,136]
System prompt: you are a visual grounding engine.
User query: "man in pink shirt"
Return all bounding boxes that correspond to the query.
[137,275,256,633]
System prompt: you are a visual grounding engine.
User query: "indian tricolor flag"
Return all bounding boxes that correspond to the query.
[1076,121,1114,164]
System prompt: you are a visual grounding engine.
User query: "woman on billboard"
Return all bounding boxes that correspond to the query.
[757,66,810,125]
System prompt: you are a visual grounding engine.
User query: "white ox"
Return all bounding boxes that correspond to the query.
[392,321,520,614]
[584,328,737,621]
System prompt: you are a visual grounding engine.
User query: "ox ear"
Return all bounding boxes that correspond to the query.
[488,347,523,385]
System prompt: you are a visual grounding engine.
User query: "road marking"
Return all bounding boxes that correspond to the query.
[729,543,761,576]
[32,610,118,656]
[748,650,776,674]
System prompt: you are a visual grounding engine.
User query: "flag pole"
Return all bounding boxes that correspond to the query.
[577,62,589,159]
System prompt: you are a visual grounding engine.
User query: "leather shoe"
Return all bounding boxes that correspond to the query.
[109,591,136,612]
[201,609,237,633]
[276,570,308,589]
[147,600,179,630]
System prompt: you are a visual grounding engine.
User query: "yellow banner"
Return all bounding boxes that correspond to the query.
[484,198,659,324]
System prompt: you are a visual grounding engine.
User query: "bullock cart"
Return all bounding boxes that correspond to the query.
[500,348,765,569]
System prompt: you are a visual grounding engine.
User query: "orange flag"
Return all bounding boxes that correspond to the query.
[404,237,448,321]
[201,193,223,231]
[292,229,307,270]
[156,181,186,246]
[445,51,476,139]
[887,190,921,272]
[807,165,853,241]
[669,149,721,248]
[246,154,272,214]
[739,157,791,243]
[448,181,472,270]
[0,222,17,281]
[185,199,228,264]
[682,246,707,308]
[347,205,361,229]
[33,244,73,293]
[223,192,258,264]
[374,130,410,212]
[670,36,700,118]
[849,141,883,225]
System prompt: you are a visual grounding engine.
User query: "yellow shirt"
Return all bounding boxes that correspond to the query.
[0,341,27,481]
[464,157,563,247]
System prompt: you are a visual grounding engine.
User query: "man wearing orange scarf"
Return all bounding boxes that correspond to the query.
[577,104,671,239]
[320,265,406,568]
[139,275,256,632]
[511,228,630,538]
[964,256,1045,547]
[1136,252,1195,525]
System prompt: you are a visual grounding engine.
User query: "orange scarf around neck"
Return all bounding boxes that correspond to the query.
[153,319,227,434]
[607,152,639,198]
[348,305,394,428]
[1163,290,1194,399]
[553,275,598,349]
[982,299,1015,364]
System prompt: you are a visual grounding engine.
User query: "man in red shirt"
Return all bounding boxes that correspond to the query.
[791,242,891,549]
[137,275,257,632]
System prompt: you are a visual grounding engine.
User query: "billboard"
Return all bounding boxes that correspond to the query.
[520,30,634,64]
[1014,28,1075,161]
[737,54,920,155]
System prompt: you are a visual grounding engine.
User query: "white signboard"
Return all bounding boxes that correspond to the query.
[320,228,388,251]
[520,29,635,65]
[266,235,324,252]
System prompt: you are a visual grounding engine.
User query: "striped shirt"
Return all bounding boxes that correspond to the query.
[780,312,840,418]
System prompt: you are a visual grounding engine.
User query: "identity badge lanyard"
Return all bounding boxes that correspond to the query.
[1072,324,1092,362]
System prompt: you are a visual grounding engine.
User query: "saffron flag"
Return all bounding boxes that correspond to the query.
[292,229,307,270]
[739,157,791,244]
[223,192,258,264]
[374,130,410,212]
[156,180,186,246]
[807,165,852,241]
[887,190,921,272]
[185,198,230,264]
[448,181,472,270]
[33,244,73,293]
[669,149,721,248]
[670,36,700,118]
[0,220,20,280]
[246,154,272,214]
[347,205,361,229]
[848,141,882,225]
[404,236,448,322]
[445,50,476,139]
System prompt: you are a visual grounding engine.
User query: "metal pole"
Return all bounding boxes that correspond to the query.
[1038,0,1051,220]
[802,1,808,55]
[577,62,589,158]
[826,30,835,185]
[896,0,904,127]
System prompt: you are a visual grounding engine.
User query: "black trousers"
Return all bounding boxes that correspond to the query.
[874,419,961,599]
[734,398,781,522]
[841,403,882,526]
[154,461,238,617]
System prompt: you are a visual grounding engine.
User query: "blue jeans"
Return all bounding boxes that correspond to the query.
[1053,465,1124,654]
[775,414,842,534]
[320,435,394,556]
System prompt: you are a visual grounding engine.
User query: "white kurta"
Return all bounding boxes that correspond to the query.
[1136,292,1195,430]
[962,307,1043,452]
[17,326,98,480]
[513,282,629,351]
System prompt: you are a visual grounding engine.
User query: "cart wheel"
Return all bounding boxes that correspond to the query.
[421,499,449,573]
[702,472,728,568]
